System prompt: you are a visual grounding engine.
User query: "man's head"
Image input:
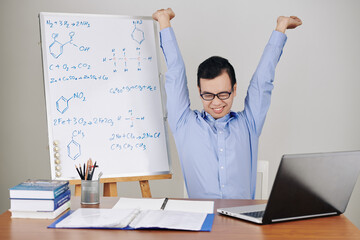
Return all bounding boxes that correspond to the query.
[197,56,237,119]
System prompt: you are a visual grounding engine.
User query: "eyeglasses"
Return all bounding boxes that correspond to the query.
[200,91,232,101]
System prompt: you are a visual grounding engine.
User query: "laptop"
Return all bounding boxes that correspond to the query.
[217,151,360,224]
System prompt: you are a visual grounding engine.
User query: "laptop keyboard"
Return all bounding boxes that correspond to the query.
[242,211,265,218]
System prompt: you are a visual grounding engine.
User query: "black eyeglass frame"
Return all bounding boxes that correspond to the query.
[200,90,233,101]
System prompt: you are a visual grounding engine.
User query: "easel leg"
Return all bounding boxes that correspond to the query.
[75,184,81,196]
[103,182,118,197]
[139,180,152,198]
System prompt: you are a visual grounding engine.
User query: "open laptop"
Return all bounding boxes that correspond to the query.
[217,151,360,224]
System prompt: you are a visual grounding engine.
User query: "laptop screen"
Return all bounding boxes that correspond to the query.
[262,151,360,224]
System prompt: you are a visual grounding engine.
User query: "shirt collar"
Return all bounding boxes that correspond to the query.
[202,110,237,123]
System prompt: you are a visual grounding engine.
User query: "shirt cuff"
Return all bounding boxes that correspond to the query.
[269,30,287,48]
[160,27,176,45]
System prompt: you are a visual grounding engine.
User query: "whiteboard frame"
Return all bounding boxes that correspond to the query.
[39,12,172,180]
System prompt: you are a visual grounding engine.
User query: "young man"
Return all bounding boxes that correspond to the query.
[153,8,302,199]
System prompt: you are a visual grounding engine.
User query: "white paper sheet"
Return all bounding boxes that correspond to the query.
[55,208,139,228]
[112,197,165,210]
[166,199,214,213]
[129,210,207,231]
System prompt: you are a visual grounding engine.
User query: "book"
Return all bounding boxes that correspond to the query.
[9,179,69,199]
[10,189,71,211]
[11,201,71,219]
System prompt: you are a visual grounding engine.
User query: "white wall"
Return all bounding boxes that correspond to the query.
[1,0,359,228]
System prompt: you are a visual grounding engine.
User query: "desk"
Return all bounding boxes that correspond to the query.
[0,197,359,239]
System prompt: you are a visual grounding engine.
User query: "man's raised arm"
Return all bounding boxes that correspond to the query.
[152,8,192,133]
[243,16,302,136]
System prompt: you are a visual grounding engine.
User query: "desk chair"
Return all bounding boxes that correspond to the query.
[183,160,269,199]
[255,160,269,200]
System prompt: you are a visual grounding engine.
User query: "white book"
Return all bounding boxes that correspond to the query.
[11,201,71,219]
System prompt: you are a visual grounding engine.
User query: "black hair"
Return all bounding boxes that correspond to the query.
[197,56,236,89]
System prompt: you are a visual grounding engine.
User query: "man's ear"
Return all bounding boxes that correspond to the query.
[233,83,237,97]
[198,86,201,94]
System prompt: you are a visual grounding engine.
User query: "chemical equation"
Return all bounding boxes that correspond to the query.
[109,85,157,94]
[53,110,145,128]
[109,132,161,141]
[54,117,115,127]
[46,19,91,28]
[50,74,109,84]
[110,142,147,151]
[49,63,91,72]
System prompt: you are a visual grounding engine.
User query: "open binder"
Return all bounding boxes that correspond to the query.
[48,209,214,231]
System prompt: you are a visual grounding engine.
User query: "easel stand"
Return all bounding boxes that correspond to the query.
[69,174,172,198]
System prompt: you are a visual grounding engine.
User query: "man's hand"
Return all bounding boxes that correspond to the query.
[275,16,302,33]
[152,8,175,30]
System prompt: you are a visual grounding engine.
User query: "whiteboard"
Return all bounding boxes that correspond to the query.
[39,12,170,180]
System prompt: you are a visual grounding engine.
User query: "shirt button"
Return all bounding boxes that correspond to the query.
[221,185,225,188]
[219,131,223,134]
[220,148,223,152]
[221,166,224,169]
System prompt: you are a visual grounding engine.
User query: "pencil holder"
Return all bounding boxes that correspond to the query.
[81,180,100,204]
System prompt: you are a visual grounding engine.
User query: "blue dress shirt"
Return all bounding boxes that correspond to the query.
[160,27,287,199]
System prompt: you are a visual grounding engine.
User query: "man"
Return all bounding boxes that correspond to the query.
[153,8,302,199]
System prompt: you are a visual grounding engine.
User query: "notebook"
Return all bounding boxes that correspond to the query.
[217,151,360,224]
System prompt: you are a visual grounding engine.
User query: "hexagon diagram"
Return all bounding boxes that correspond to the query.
[49,40,63,59]
[67,140,81,160]
[131,27,145,45]
[56,96,69,114]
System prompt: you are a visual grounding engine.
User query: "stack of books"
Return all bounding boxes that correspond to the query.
[9,179,71,219]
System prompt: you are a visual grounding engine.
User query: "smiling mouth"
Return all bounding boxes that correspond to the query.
[212,106,224,114]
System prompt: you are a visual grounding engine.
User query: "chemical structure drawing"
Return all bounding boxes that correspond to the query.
[49,32,90,59]
[56,92,86,114]
[102,48,152,73]
[131,23,145,45]
[125,109,145,128]
[67,139,81,160]
[67,130,84,161]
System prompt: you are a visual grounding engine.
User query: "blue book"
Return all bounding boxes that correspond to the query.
[9,179,69,199]
[10,189,71,211]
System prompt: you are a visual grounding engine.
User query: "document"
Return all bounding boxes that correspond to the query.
[54,208,206,231]
[129,210,206,230]
[53,198,214,231]
[113,197,214,213]
[165,199,214,214]
[55,208,139,228]
[112,197,165,210]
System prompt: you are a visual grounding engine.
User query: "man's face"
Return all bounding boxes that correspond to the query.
[198,71,237,119]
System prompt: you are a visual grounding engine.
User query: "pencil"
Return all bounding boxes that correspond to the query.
[75,165,82,180]
[85,159,89,180]
[90,161,97,180]
[78,164,83,180]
